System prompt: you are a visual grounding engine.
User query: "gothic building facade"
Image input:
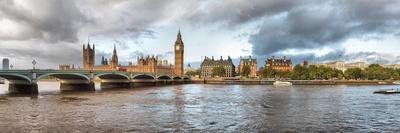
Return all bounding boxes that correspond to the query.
[82,43,95,69]
[264,56,292,71]
[174,31,184,77]
[200,56,235,78]
[238,56,257,77]
[81,31,184,76]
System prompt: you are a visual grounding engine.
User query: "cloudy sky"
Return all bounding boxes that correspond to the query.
[0,0,400,69]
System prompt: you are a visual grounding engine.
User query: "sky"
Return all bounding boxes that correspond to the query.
[0,0,400,69]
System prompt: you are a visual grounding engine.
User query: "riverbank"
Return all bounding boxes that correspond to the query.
[190,79,399,85]
[4,79,397,85]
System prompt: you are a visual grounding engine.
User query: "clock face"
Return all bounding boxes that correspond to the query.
[176,45,180,50]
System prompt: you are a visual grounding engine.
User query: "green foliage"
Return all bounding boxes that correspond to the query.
[362,64,390,80]
[259,67,275,78]
[212,65,226,77]
[259,67,290,79]
[344,64,399,80]
[289,65,343,80]
[240,65,251,77]
[258,63,399,80]
[185,69,201,77]
[344,68,362,80]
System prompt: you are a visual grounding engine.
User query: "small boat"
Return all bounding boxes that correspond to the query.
[373,89,400,94]
[378,81,387,85]
[273,81,292,86]
[393,81,400,85]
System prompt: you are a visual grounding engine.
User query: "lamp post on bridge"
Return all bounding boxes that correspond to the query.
[32,60,37,70]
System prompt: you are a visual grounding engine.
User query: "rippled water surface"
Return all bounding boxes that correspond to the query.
[1,81,400,132]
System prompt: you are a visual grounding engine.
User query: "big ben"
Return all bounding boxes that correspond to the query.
[174,30,184,77]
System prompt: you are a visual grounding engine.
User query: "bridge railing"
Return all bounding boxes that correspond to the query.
[0,69,176,77]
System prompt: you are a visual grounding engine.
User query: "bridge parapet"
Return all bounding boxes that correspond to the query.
[0,69,190,94]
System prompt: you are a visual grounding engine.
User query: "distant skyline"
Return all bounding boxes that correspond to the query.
[0,0,400,69]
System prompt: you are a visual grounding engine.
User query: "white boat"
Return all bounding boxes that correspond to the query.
[378,81,387,85]
[393,81,400,85]
[273,81,292,86]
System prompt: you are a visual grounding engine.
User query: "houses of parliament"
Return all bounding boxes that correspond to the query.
[81,31,184,77]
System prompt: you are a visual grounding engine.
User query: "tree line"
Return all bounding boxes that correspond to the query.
[259,64,400,80]
[186,64,400,80]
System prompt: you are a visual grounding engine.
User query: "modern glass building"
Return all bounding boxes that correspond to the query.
[2,58,9,70]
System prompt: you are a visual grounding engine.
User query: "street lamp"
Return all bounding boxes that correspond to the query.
[32,60,37,70]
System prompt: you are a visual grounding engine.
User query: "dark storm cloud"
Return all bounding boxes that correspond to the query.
[1,0,399,68]
[0,42,82,68]
[0,0,86,42]
[270,50,396,67]
[249,0,400,56]
[185,0,303,27]
[0,0,178,68]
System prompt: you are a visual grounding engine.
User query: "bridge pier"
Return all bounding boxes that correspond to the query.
[8,80,38,94]
[59,80,95,91]
[155,80,173,86]
[100,79,131,89]
[172,80,184,85]
[132,80,156,87]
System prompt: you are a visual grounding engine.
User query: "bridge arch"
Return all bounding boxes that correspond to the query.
[183,76,190,80]
[133,74,156,80]
[95,73,129,80]
[37,73,90,81]
[0,73,31,83]
[173,77,182,80]
[157,75,172,80]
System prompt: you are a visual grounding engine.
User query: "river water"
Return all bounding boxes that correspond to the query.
[0,81,400,132]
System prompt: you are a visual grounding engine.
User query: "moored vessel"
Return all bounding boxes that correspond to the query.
[273,81,292,86]
[374,89,400,94]
[393,81,400,85]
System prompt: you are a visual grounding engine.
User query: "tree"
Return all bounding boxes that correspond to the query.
[363,64,389,80]
[212,65,226,77]
[290,64,306,80]
[260,67,276,79]
[185,69,201,77]
[240,65,251,77]
[333,69,344,80]
[344,68,362,80]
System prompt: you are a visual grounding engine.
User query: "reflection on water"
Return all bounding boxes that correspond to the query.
[0,82,400,132]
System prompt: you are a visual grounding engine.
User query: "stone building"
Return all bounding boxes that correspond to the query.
[111,45,119,68]
[82,43,95,69]
[264,56,292,71]
[238,56,257,77]
[81,30,184,76]
[200,56,235,78]
[174,30,184,77]
[100,56,109,66]
[312,61,369,72]
[59,64,75,70]
[124,55,174,74]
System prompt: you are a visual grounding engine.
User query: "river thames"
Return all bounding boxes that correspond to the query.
[0,81,400,132]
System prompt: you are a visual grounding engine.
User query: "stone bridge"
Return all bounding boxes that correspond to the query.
[0,70,190,94]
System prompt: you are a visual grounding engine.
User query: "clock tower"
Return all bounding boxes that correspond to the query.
[174,30,184,77]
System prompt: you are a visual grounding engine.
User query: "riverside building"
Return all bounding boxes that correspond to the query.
[82,31,184,76]
[264,56,292,71]
[238,56,257,77]
[200,56,235,78]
